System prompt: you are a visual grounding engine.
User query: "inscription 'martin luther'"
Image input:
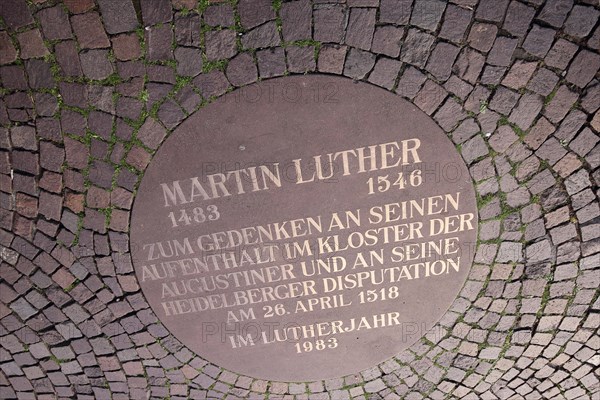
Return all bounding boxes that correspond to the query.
[160,139,422,206]
[130,75,479,382]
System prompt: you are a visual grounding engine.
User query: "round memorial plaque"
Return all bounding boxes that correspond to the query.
[130,75,479,381]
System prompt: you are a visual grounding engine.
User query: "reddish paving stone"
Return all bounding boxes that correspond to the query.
[1,66,28,90]
[64,0,94,14]
[237,0,275,29]
[55,41,83,77]
[413,79,447,115]
[157,99,186,129]
[241,22,280,49]
[113,101,141,125]
[205,30,238,60]
[88,111,113,140]
[544,85,578,124]
[111,188,133,210]
[53,269,76,290]
[524,117,555,150]
[502,60,537,90]
[527,68,559,97]
[371,26,403,58]
[440,4,472,43]
[97,0,139,34]
[317,45,347,74]
[141,0,172,26]
[487,36,517,67]
[204,4,235,27]
[396,66,427,99]
[587,25,600,50]
[0,0,34,30]
[12,150,39,175]
[34,93,59,116]
[1,0,599,398]
[380,0,412,25]
[15,193,37,219]
[10,126,36,150]
[37,5,72,41]
[172,0,196,9]
[563,5,599,38]
[570,129,599,157]
[509,93,543,130]
[175,14,201,47]
[71,12,111,49]
[444,76,473,100]
[434,98,467,131]
[109,210,129,233]
[280,0,311,42]
[38,191,62,221]
[226,53,258,87]
[40,142,65,173]
[80,50,114,80]
[581,84,600,113]
[503,1,535,37]
[538,0,573,28]
[88,161,114,190]
[454,48,485,84]
[566,50,600,88]
[314,5,346,43]
[345,8,376,51]
[26,59,54,89]
[193,70,230,98]
[401,28,435,68]
[367,58,402,90]
[286,46,316,73]
[112,34,142,61]
[146,25,174,61]
[426,42,460,81]
[17,29,49,59]
[545,39,578,70]
[0,32,17,65]
[489,87,519,115]
[175,47,203,77]
[523,25,556,58]
[86,186,110,209]
[256,47,286,78]
[536,137,567,165]
[476,0,509,22]
[410,0,445,31]
[343,48,375,80]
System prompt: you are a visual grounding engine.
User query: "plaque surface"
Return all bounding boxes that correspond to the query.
[130,75,479,381]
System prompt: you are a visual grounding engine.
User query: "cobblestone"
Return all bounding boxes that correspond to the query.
[1,1,598,399]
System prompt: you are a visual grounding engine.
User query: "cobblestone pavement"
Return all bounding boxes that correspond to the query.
[1,0,599,399]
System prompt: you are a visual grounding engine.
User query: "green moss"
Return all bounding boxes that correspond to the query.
[199,0,211,12]
[479,100,488,114]
[49,355,67,365]
[139,89,149,102]
[202,59,228,73]
[544,87,558,105]
[476,193,496,208]
[64,280,80,293]
[98,207,114,227]
[174,75,193,92]
[498,116,510,126]
[285,39,321,48]
[511,123,526,139]
[97,73,124,86]
[272,0,282,11]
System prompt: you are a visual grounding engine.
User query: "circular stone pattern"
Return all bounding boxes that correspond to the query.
[130,75,479,382]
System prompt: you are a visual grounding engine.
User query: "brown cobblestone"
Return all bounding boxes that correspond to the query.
[1,2,598,399]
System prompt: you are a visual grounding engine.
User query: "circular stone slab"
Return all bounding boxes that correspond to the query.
[130,75,479,382]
